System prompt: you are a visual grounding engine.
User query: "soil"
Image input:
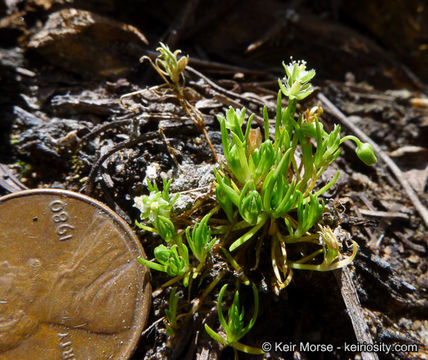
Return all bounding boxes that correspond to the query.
[0,1,427,360]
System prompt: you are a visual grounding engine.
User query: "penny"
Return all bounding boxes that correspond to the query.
[0,189,151,360]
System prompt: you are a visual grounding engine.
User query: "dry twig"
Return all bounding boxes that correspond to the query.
[0,164,28,193]
[186,65,271,110]
[334,268,379,360]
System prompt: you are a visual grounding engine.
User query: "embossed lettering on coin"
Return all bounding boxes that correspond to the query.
[0,189,151,360]
[49,200,74,241]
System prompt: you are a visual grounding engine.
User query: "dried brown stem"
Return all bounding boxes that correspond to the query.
[334,268,379,360]
[186,65,270,110]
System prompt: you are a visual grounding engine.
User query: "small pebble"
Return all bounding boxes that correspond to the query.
[411,320,422,331]
[407,254,419,265]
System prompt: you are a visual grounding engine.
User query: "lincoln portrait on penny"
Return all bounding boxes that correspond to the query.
[0,213,140,353]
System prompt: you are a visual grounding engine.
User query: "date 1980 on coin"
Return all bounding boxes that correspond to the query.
[49,200,74,241]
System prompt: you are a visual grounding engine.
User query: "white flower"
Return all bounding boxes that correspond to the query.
[134,191,171,223]
[278,60,316,100]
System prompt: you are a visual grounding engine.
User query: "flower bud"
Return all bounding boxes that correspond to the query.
[154,244,171,264]
[177,56,188,74]
[154,245,186,277]
[356,142,377,166]
[239,190,262,226]
[252,140,275,181]
[227,141,251,184]
[156,215,176,242]
[225,107,245,138]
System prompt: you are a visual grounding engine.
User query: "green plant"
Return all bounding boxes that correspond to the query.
[148,42,189,90]
[122,43,218,160]
[204,284,263,355]
[165,287,179,336]
[186,213,217,277]
[133,58,377,354]
[134,178,178,242]
[135,178,219,287]
[138,243,189,277]
[213,59,375,291]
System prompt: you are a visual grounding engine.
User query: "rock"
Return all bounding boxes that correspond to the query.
[13,105,44,127]
[170,162,215,192]
[27,8,148,78]
[50,88,122,116]
[170,162,216,213]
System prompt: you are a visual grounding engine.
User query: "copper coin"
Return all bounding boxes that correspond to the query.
[0,189,151,360]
